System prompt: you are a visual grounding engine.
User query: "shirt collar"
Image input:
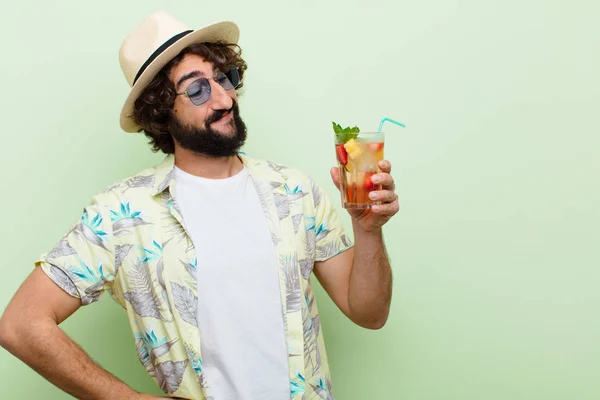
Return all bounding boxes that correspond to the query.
[150,152,262,196]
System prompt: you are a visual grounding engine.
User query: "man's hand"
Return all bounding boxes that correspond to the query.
[330,159,400,231]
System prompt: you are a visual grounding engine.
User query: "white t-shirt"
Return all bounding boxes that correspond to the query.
[173,166,290,400]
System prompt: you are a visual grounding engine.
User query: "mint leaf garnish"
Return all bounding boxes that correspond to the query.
[332,121,360,143]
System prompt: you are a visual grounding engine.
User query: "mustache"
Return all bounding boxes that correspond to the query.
[205,101,238,126]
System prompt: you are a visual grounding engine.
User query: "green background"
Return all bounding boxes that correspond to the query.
[1,1,599,399]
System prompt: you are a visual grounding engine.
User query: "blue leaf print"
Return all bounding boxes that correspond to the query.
[305,216,316,232]
[111,203,151,234]
[184,342,203,375]
[285,183,308,201]
[184,342,205,388]
[313,377,327,391]
[70,260,110,284]
[315,222,332,242]
[135,327,168,349]
[142,240,163,263]
[134,325,177,372]
[310,376,333,399]
[80,210,108,242]
[284,183,301,195]
[315,223,327,237]
[291,372,306,396]
[111,202,144,223]
[180,258,197,278]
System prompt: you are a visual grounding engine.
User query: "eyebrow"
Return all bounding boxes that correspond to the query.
[176,70,206,91]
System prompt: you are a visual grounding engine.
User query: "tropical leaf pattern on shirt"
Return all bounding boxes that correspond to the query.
[36,154,353,399]
[292,213,303,233]
[123,174,155,191]
[111,202,151,234]
[316,241,343,261]
[184,342,207,388]
[299,230,316,280]
[68,259,112,304]
[267,160,288,179]
[284,183,309,202]
[114,244,133,276]
[274,193,290,220]
[142,239,171,309]
[290,371,306,398]
[315,223,332,243]
[303,293,321,375]
[309,178,322,208]
[156,168,175,194]
[123,259,169,321]
[134,326,178,374]
[271,231,282,247]
[180,258,197,278]
[340,234,350,248]
[47,238,77,258]
[71,211,110,251]
[155,359,188,394]
[171,282,198,327]
[270,181,283,190]
[310,376,334,400]
[46,264,79,297]
[280,254,301,313]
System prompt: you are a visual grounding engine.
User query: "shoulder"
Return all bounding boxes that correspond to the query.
[88,164,160,209]
[246,156,325,207]
[248,156,317,186]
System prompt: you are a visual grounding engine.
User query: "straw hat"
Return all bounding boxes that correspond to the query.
[118,11,239,133]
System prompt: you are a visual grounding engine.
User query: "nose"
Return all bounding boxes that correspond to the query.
[208,79,233,111]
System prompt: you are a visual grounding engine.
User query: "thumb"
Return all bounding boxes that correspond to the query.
[330,167,341,191]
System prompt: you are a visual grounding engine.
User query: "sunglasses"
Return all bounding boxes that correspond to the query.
[176,67,241,106]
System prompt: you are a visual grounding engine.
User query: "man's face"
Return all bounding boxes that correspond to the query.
[168,54,246,157]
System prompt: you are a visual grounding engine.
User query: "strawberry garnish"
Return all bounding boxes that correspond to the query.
[364,172,377,192]
[367,142,384,152]
[336,144,348,165]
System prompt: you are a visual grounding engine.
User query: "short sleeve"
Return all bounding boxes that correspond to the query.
[35,194,116,305]
[311,179,354,262]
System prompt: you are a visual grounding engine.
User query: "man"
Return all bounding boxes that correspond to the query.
[0,10,398,400]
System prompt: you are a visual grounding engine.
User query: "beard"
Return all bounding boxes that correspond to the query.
[169,101,247,157]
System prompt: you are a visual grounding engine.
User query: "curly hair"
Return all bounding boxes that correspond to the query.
[132,42,248,154]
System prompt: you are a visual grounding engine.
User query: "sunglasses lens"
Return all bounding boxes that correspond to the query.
[187,79,211,106]
[225,67,240,89]
[215,71,234,91]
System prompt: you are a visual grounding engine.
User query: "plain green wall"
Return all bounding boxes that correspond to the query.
[1,1,599,399]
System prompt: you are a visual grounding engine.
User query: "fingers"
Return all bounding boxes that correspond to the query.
[371,200,400,216]
[330,167,341,191]
[378,160,392,173]
[371,172,395,190]
[368,190,397,203]
[370,160,394,190]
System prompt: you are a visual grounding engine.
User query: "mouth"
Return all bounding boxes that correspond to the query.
[211,110,233,126]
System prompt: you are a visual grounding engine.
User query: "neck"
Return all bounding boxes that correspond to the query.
[173,146,244,179]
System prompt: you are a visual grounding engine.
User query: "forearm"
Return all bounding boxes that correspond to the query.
[1,318,139,400]
[347,222,393,329]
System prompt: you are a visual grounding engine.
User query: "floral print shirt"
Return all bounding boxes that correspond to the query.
[36,154,353,400]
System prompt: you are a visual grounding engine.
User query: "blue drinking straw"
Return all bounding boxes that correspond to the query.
[378,117,406,133]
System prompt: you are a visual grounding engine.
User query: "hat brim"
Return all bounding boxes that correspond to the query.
[120,21,240,133]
